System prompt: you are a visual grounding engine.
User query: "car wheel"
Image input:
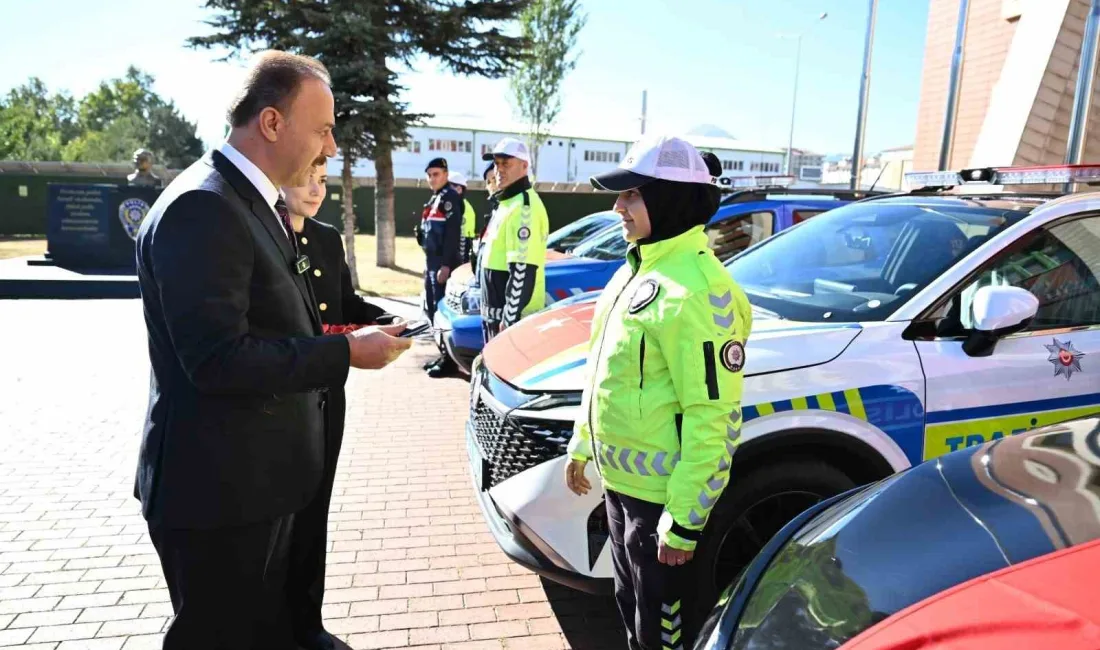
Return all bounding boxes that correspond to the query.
[686,459,856,632]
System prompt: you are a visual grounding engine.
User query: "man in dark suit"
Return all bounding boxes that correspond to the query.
[134,50,411,650]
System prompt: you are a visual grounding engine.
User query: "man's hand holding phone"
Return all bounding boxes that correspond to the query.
[397,320,432,338]
[346,323,413,369]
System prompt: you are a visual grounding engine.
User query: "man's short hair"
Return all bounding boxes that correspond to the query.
[227,50,331,128]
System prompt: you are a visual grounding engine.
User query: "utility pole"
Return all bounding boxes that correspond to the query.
[938,0,970,171]
[641,90,648,135]
[1064,0,1100,192]
[850,0,878,190]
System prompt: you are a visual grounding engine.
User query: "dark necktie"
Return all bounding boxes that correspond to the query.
[273,197,299,257]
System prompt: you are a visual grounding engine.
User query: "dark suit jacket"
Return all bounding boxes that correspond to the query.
[134,150,351,530]
[295,219,395,326]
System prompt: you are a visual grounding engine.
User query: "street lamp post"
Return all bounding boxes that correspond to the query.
[850,0,879,191]
[938,0,970,171]
[785,12,828,177]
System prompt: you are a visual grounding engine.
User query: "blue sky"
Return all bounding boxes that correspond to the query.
[0,0,930,155]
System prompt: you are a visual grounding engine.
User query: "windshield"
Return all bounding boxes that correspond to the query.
[546,211,616,252]
[725,198,1034,322]
[572,222,630,261]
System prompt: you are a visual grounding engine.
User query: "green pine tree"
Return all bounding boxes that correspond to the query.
[189,0,529,283]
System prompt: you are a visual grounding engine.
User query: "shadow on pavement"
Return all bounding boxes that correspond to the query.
[541,577,628,650]
[390,264,423,278]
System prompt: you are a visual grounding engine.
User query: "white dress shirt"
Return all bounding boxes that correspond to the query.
[216,141,291,239]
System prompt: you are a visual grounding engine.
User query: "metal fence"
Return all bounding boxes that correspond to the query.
[0,161,612,237]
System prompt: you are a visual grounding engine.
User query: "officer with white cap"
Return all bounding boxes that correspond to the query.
[565,134,752,650]
[477,137,550,340]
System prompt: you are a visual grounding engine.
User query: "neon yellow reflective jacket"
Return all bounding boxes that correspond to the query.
[567,226,752,552]
[462,199,476,239]
[480,181,549,319]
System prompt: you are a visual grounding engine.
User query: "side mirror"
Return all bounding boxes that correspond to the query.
[962,286,1039,357]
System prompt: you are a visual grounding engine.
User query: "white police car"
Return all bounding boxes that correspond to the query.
[464,164,1100,623]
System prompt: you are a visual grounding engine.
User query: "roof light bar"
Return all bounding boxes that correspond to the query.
[905,163,1100,188]
[994,164,1100,185]
[904,170,963,188]
[719,175,795,190]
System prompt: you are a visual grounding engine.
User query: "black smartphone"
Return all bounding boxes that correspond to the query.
[398,320,432,338]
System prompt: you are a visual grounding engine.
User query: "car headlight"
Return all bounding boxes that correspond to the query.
[522,392,583,410]
[462,288,481,314]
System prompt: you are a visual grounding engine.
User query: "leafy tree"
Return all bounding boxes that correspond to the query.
[0,69,202,168]
[510,0,586,178]
[65,67,203,168]
[190,0,530,280]
[0,78,78,161]
[76,67,158,133]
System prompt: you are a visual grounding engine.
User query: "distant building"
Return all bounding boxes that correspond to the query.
[328,120,786,185]
[878,145,916,190]
[819,145,914,190]
[783,148,825,182]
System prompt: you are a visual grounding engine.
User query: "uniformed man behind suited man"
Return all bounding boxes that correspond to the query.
[280,161,402,650]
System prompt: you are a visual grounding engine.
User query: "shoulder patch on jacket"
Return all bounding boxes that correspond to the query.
[720,340,745,372]
[629,279,660,313]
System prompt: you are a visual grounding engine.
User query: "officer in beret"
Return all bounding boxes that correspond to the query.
[420,157,464,376]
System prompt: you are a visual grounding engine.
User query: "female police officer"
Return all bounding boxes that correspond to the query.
[565,135,752,650]
[281,161,401,649]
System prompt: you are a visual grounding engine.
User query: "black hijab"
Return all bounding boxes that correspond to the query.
[637,152,723,246]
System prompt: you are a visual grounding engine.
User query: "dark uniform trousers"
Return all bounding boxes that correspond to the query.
[606,490,696,650]
[420,186,462,324]
[424,261,447,323]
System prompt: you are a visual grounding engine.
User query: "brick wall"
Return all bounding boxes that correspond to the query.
[915,0,1100,172]
[1015,0,1100,165]
[914,0,1021,171]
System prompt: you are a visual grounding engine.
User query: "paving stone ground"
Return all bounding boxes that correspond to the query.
[0,299,624,650]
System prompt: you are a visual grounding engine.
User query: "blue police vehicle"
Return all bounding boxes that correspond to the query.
[434,184,881,373]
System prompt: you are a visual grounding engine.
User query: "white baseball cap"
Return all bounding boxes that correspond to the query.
[591,134,717,192]
[448,171,468,187]
[482,137,531,163]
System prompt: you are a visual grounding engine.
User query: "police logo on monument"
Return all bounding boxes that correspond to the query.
[118,198,150,240]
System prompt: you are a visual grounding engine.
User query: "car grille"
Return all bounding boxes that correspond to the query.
[470,398,573,487]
